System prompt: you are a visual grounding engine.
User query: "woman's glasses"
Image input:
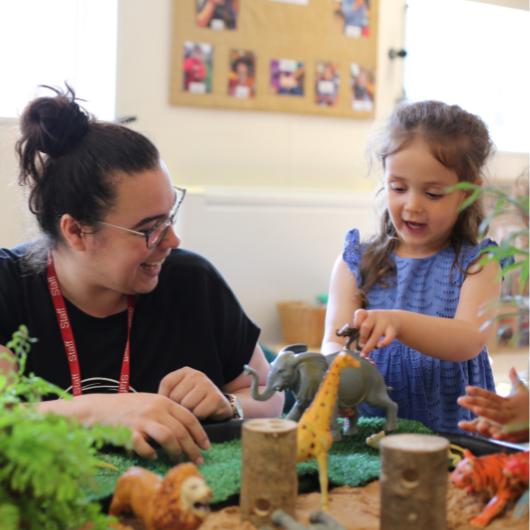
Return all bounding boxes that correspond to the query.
[99,187,186,249]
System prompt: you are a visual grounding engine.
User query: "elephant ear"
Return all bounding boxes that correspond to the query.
[271,350,295,369]
[279,343,307,354]
[296,357,328,403]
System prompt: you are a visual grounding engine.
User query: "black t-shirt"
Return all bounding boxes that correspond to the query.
[0,245,259,394]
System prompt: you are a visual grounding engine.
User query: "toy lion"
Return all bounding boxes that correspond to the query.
[109,462,212,530]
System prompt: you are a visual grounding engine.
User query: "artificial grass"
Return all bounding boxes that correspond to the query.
[88,417,432,505]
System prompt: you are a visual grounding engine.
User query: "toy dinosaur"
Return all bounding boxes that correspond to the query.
[109,463,212,530]
[296,351,361,509]
[450,449,529,527]
[245,326,398,439]
[266,508,346,530]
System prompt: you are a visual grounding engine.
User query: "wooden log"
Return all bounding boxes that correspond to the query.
[380,433,449,530]
[240,418,298,527]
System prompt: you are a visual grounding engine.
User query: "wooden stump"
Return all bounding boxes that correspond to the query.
[240,418,298,527]
[380,433,449,530]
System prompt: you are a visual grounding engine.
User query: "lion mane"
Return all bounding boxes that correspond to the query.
[109,462,211,530]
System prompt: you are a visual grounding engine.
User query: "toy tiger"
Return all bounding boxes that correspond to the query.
[450,449,529,527]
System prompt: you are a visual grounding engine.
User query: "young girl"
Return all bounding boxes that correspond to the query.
[322,100,506,432]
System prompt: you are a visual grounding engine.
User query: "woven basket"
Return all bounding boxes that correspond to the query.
[277,301,326,348]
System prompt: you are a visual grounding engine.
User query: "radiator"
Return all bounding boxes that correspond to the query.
[176,186,376,346]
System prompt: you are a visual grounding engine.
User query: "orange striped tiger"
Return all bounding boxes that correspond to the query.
[450,449,529,527]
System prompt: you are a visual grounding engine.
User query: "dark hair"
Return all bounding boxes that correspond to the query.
[15,84,159,248]
[360,100,493,294]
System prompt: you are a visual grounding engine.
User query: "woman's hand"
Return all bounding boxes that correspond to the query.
[353,308,399,357]
[38,392,210,463]
[158,367,232,421]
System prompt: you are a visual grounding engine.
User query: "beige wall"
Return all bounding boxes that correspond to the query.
[115,0,407,190]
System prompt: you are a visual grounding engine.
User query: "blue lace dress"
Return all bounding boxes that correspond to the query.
[343,228,498,432]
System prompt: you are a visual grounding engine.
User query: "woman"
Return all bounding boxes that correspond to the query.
[0,85,283,462]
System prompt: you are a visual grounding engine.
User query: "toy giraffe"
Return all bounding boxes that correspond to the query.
[296,351,361,509]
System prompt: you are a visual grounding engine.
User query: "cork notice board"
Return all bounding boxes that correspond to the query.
[169,0,378,118]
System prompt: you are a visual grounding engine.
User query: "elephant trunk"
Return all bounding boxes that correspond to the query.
[244,364,277,401]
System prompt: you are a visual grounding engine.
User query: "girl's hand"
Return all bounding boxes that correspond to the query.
[39,393,210,463]
[158,367,232,421]
[457,369,529,443]
[457,416,504,439]
[458,415,529,443]
[353,309,399,357]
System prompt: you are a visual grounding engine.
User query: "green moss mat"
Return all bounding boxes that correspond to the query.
[88,417,432,505]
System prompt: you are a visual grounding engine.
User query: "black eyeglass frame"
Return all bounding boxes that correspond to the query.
[98,186,187,249]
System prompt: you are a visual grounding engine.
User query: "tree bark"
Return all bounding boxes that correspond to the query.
[380,433,449,530]
[240,418,298,527]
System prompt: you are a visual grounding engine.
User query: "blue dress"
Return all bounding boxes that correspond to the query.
[343,228,498,432]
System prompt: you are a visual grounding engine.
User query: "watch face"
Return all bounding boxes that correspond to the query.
[233,396,244,419]
[225,393,244,419]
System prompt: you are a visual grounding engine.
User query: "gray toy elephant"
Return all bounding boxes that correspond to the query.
[244,326,398,438]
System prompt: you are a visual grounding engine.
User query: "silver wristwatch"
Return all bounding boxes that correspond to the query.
[223,393,244,419]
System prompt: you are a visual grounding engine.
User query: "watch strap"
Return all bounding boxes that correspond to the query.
[223,393,243,419]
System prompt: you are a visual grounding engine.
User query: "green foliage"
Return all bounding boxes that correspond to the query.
[0,325,132,529]
[455,181,529,341]
[0,326,67,407]
[456,181,529,291]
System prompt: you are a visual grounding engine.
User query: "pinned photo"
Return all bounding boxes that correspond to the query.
[228,50,256,99]
[334,0,370,38]
[270,59,305,97]
[315,61,339,107]
[350,63,375,111]
[196,0,239,31]
[182,42,213,94]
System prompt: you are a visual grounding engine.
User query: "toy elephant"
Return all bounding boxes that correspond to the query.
[244,329,398,438]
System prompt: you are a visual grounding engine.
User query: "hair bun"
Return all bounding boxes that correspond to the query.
[22,85,90,158]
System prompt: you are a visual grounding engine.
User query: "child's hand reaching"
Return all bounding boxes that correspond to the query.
[353,308,399,357]
[457,367,529,443]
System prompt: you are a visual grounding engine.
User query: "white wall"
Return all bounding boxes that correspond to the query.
[1,0,527,245]
[0,121,35,247]
[0,0,408,246]
[0,0,527,343]
[177,187,377,345]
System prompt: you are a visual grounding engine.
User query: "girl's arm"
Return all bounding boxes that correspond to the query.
[355,259,502,361]
[321,255,363,355]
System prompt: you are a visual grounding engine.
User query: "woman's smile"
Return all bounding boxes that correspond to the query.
[139,260,164,278]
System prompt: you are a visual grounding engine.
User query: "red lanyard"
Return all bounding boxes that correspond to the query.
[46,255,135,395]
